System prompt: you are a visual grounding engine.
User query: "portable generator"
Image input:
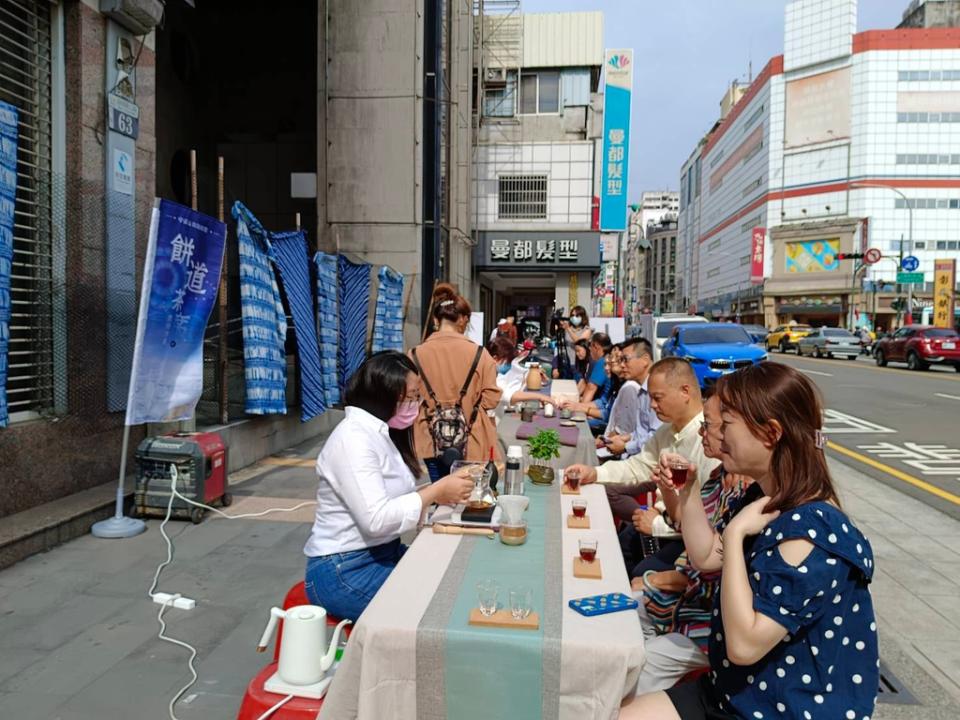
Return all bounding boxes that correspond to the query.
[134,432,230,523]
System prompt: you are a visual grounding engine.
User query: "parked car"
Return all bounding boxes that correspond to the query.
[874,326,960,372]
[662,323,768,388]
[638,313,709,361]
[741,324,770,345]
[766,324,813,352]
[796,327,861,359]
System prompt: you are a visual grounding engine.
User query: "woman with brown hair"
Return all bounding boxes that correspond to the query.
[622,363,878,720]
[410,283,502,481]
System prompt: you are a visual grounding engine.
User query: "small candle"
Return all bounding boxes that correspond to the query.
[544,403,555,417]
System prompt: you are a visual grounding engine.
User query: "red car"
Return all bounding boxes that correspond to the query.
[874,325,960,371]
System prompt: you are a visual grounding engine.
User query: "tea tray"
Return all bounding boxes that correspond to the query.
[468,608,540,630]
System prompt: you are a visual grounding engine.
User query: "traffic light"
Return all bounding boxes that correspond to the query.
[836,252,864,260]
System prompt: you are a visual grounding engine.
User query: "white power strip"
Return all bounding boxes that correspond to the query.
[152,592,196,611]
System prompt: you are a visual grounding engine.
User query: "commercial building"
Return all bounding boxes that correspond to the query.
[0,1,479,540]
[620,191,679,327]
[678,0,960,329]
[471,10,605,336]
[899,0,960,28]
[642,214,679,314]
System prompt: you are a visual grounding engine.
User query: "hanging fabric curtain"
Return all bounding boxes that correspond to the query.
[371,266,405,353]
[314,252,340,407]
[270,231,326,422]
[337,255,371,393]
[0,101,19,429]
[232,202,287,415]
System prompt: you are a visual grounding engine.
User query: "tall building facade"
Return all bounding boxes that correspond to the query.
[622,191,679,327]
[678,0,960,329]
[471,11,605,336]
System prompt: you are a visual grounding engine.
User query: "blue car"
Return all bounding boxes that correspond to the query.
[661,323,768,387]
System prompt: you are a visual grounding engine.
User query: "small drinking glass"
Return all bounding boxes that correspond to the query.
[565,467,581,491]
[571,498,587,519]
[579,538,598,563]
[670,458,690,490]
[509,586,533,620]
[477,580,499,616]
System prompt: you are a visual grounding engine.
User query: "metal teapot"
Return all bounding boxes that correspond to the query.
[257,604,351,685]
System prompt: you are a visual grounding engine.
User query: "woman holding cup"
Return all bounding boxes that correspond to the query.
[620,363,879,720]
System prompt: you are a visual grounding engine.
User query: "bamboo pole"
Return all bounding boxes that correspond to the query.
[217,157,228,425]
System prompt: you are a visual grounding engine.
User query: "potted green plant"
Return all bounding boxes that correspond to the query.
[527,429,560,485]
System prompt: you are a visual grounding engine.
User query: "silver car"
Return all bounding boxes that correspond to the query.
[796,327,861,359]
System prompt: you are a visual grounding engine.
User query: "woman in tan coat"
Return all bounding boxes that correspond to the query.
[410,283,502,481]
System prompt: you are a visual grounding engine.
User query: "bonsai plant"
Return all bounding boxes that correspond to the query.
[527,429,561,485]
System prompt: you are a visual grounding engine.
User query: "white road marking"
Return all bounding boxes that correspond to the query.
[856,442,960,479]
[823,409,896,434]
[935,393,960,401]
[800,369,833,377]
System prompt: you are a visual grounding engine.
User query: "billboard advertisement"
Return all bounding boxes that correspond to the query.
[785,239,840,273]
[750,227,766,284]
[785,67,851,148]
[933,258,956,329]
[599,49,633,231]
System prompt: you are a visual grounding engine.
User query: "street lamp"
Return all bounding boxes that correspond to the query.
[849,182,914,326]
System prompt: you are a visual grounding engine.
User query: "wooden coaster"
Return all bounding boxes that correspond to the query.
[567,514,590,529]
[468,608,540,630]
[573,557,602,579]
[560,483,581,495]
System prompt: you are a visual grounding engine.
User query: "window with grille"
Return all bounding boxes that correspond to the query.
[498,175,547,219]
[0,0,55,419]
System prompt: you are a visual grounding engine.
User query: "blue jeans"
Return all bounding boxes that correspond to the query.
[305,539,407,622]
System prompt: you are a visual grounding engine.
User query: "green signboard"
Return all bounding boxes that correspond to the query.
[896,271,924,284]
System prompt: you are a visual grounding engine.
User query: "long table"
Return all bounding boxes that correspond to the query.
[320,410,645,720]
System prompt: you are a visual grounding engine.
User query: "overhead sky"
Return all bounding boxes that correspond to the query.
[520,0,909,200]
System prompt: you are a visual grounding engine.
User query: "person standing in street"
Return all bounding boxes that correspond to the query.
[410,283,502,481]
[553,305,593,379]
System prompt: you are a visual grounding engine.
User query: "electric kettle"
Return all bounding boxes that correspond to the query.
[258,604,351,686]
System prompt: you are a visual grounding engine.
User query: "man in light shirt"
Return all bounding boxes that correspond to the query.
[601,337,660,458]
[566,358,721,571]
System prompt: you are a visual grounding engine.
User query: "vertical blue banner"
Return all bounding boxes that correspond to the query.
[0,100,18,429]
[125,199,227,425]
[599,50,633,232]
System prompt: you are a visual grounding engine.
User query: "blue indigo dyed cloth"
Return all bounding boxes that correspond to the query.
[314,252,340,406]
[270,230,326,422]
[337,255,370,393]
[0,101,18,428]
[232,202,287,415]
[371,266,404,353]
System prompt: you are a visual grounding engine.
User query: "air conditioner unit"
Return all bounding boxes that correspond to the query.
[485,67,507,84]
[100,0,165,35]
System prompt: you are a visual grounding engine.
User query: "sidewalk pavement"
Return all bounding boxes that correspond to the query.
[0,436,958,719]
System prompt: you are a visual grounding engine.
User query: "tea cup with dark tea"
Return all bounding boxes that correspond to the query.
[564,467,581,491]
[579,538,598,563]
[571,499,587,518]
[670,459,690,489]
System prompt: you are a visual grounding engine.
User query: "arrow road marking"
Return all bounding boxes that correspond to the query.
[935,393,960,401]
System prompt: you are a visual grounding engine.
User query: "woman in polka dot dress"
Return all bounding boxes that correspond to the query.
[621,363,878,720]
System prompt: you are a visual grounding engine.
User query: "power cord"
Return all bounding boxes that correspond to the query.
[149,464,317,720]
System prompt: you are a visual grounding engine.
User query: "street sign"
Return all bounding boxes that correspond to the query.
[864,247,882,265]
[901,255,920,272]
[896,271,924,284]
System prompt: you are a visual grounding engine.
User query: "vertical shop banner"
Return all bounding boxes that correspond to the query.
[0,100,18,429]
[933,258,956,329]
[125,199,226,425]
[750,227,766,284]
[599,49,633,231]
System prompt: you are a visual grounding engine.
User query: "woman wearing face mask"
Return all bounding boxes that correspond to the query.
[553,306,593,379]
[303,351,475,622]
[487,336,554,406]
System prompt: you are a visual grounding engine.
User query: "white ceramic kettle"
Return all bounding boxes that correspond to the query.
[257,605,352,685]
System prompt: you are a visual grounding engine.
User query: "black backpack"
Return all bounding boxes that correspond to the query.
[411,346,483,455]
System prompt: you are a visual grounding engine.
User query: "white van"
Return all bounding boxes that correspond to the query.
[638,313,710,361]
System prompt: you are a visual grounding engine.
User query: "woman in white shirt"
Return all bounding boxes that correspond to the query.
[303,351,474,621]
